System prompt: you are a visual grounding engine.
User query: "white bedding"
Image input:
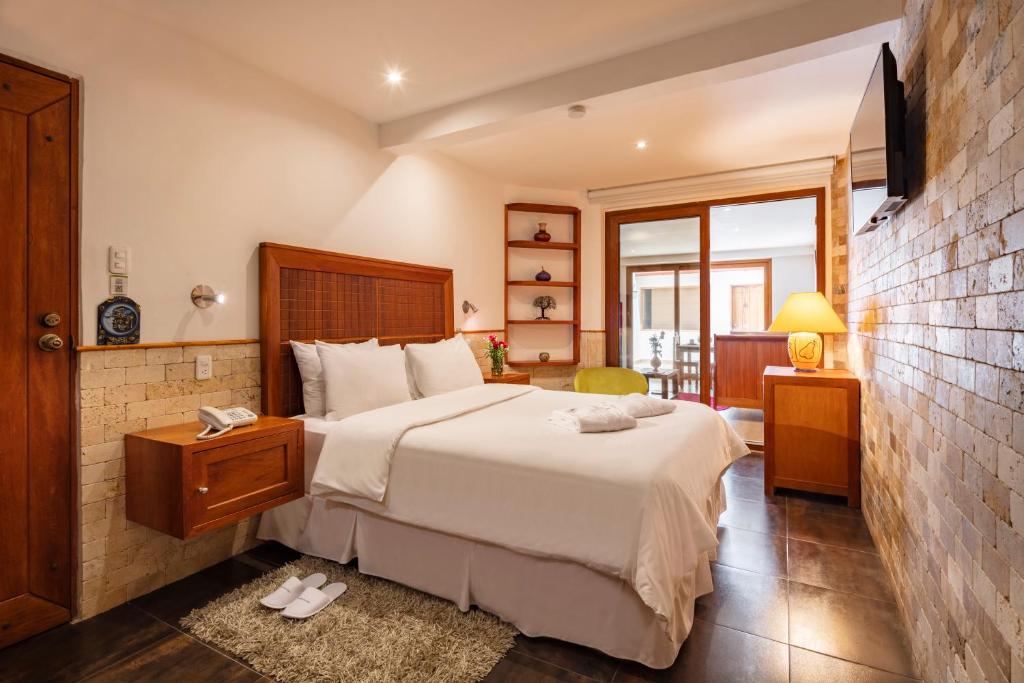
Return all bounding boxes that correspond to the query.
[309,385,748,639]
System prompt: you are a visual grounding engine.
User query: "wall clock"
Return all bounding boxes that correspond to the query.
[97,296,141,345]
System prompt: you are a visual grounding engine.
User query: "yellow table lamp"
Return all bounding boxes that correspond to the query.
[768,292,847,371]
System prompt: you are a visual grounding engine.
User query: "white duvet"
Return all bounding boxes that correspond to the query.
[310,384,748,639]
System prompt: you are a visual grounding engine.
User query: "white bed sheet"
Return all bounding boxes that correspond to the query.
[308,385,748,640]
[295,415,332,492]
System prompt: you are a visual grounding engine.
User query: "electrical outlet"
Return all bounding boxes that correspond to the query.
[195,354,212,381]
[109,275,128,296]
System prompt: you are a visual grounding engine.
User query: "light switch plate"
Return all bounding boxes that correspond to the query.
[108,245,131,275]
[195,354,212,381]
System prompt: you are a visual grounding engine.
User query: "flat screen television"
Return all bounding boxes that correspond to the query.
[850,43,906,234]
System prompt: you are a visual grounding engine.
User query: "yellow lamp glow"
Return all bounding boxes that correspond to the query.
[768,292,847,371]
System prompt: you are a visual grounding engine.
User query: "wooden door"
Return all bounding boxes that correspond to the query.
[0,55,77,649]
[730,284,765,332]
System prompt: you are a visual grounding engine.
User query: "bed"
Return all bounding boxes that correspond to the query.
[256,243,747,668]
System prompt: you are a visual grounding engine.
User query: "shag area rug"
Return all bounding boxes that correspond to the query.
[181,557,517,682]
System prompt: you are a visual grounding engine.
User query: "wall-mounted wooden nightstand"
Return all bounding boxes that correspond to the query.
[483,370,531,385]
[126,416,304,539]
[764,366,861,507]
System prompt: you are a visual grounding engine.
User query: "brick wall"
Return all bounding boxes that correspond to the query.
[849,1,1024,681]
[77,343,261,619]
[831,153,851,369]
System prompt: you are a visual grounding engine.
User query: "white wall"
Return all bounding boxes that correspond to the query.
[1,0,607,344]
[771,253,817,316]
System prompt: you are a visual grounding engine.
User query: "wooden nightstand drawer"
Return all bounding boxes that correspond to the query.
[483,371,530,385]
[127,416,303,539]
[188,430,301,533]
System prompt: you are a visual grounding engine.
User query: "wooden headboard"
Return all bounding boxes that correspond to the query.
[259,242,454,416]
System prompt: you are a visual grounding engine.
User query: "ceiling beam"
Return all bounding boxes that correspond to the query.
[379,0,900,153]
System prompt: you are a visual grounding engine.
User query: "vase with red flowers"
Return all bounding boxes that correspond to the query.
[486,335,508,376]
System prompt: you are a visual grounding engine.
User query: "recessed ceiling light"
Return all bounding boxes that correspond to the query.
[635,140,648,150]
[385,69,404,85]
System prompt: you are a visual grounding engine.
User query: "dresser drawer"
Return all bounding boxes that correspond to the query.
[187,430,302,535]
[126,416,304,539]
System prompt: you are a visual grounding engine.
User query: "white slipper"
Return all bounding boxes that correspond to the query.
[259,573,327,609]
[280,582,347,619]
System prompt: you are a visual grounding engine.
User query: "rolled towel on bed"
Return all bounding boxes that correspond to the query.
[548,404,637,433]
[617,393,677,418]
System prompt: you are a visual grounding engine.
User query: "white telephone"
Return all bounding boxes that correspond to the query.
[196,406,258,440]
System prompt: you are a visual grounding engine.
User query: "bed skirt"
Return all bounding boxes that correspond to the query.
[257,482,725,669]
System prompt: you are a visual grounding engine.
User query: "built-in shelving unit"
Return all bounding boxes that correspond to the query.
[504,202,581,366]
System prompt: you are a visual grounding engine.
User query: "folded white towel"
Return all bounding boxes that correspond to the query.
[617,393,677,418]
[548,404,637,433]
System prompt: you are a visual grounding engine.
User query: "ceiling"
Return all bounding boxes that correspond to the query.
[620,196,818,258]
[444,45,879,190]
[109,0,806,122]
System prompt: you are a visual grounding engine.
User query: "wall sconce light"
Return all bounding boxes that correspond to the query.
[191,284,226,309]
[461,300,479,315]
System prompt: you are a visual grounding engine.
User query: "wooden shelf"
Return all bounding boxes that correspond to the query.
[507,240,579,251]
[506,202,580,215]
[505,202,581,366]
[507,280,577,287]
[507,359,578,367]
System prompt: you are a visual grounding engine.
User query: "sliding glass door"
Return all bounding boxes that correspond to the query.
[606,189,824,407]
[618,211,709,402]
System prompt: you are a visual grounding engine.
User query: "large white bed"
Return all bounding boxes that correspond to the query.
[256,243,748,668]
[258,384,747,668]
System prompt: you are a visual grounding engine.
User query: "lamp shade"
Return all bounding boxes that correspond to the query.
[769,292,847,333]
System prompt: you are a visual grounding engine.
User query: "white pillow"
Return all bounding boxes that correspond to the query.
[317,342,411,421]
[290,338,377,416]
[404,334,484,398]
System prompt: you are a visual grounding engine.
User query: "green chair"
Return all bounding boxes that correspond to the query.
[573,367,649,395]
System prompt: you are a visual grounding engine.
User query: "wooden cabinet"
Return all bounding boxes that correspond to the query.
[126,416,303,539]
[714,333,792,409]
[483,371,530,385]
[764,367,861,507]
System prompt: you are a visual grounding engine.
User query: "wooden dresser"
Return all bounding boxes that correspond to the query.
[714,333,791,409]
[126,416,303,539]
[763,366,861,507]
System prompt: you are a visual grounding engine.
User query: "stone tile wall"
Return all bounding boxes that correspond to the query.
[77,343,261,619]
[849,1,1024,681]
[462,330,605,390]
[831,153,851,369]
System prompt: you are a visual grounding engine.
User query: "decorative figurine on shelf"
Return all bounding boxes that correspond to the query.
[649,330,665,370]
[539,352,551,362]
[486,335,508,377]
[535,266,552,282]
[97,296,141,345]
[533,222,551,242]
[534,295,556,320]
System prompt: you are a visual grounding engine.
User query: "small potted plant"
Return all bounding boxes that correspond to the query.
[486,335,508,376]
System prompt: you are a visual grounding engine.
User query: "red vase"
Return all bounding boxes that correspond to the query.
[533,222,551,242]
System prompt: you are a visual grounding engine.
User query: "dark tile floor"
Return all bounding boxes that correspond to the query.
[0,454,919,682]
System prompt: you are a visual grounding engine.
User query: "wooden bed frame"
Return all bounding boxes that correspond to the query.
[258,243,454,417]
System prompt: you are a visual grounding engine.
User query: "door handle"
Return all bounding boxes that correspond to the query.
[38,334,64,351]
[197,486,209,494]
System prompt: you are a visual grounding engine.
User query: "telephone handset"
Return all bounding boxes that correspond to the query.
[196,406,258,440]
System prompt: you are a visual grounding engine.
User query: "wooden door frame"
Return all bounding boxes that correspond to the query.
[605,187,826,395]
[0,52,81,621]
[623,258,772,368]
